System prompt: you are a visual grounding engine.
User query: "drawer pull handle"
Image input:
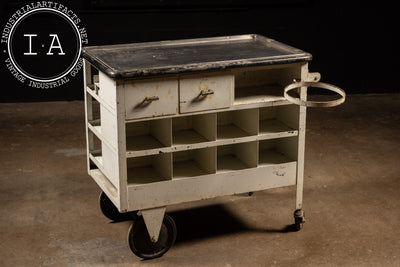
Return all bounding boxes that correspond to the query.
[199,89,214,96]
[144,96,159,102]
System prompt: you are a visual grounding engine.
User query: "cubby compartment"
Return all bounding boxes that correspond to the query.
[259,105,299,138]
[217,142,258,173]
[217,109,258,140]
[86,66,99,93]
[234,66,301,105]
[173,147,216,178]
[127,153,172,185]
[258,137,297,166]
[89,131,121,190]
[172,114,216,145]
[88,129,102,159]
[126,118,172,151]
[87,96,101,133]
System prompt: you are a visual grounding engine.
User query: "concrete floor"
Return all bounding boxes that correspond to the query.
[0,94,399,266]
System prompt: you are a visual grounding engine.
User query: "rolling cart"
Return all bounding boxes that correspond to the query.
[82,34,345,259]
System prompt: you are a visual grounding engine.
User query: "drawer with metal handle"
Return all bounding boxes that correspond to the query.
[179,74,234,114]
[124,79,178,120]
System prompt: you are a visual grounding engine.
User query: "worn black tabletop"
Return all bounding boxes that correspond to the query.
[82,34,312,79]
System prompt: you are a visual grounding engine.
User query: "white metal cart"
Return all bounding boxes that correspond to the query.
[82,34,345,259]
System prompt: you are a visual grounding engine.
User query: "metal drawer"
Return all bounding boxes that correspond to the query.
[124,79,178,120]
[179,74,234,114]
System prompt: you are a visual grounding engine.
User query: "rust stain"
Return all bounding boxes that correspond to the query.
[130,82,136,88]
[273,170,286,177]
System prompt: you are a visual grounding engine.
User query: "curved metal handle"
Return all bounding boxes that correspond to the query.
[199,89,214,96]
[284,81,345,108]
[144,96,159,102]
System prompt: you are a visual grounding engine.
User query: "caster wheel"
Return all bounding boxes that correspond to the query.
[294,209,305,231]
[128,214,177,259]
[99,191,132,221]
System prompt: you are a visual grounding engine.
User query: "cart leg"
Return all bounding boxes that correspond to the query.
[294,186,305,231]
[294,209,305,231]
[128,207,177,259]
[294,163,305,231]
[294,70,307,231]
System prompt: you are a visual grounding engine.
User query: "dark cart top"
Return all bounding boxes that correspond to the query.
[82,34,312,79]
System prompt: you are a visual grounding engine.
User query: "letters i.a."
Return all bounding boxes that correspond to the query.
[23,33,65,55]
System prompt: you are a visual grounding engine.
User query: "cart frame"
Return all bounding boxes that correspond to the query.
[82,34,316,258]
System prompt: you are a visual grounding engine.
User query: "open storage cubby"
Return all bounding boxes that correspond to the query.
[173,148,216,178]
[127,153,172,185]
[234,65,301,105]
[90,96,101,122]
[86,66,99,93]
[88,129,102,161]
[217,109,258,140]
[126,118,172,151]
[217,142,258,173]
[258,137,297,166]
[258,105,299,138]
[86,96,102,140]
[172,114,216,145]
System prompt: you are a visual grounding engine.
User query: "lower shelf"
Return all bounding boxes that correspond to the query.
[126,161,297,210]
[124,139,296,185]
[89,169,118,199]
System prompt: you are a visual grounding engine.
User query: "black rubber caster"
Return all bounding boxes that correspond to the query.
[294,209,305,231]
[99,191,133,221]
[128,213,177,259]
